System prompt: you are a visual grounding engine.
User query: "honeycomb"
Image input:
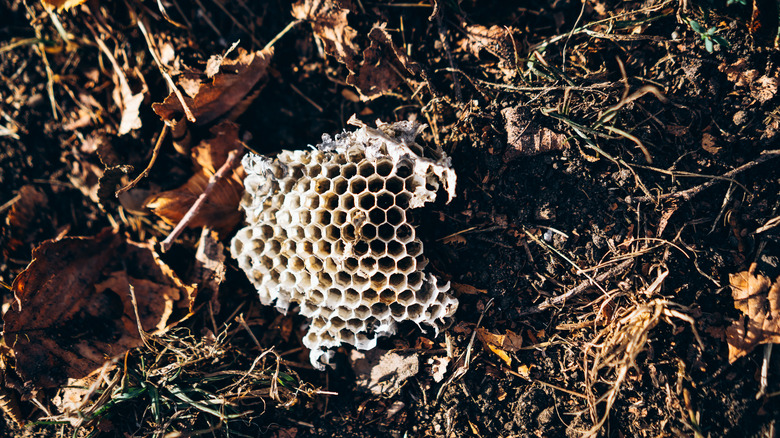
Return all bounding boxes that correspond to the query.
[231,119,458,369]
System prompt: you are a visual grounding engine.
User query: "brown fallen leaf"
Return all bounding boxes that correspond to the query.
[476,328,523,366]
[145,121,246,234]
[726,265,780,363]
[40,0,86,11]
[3,185,48,256]
[502,106,569,161]
[293,1,420,100]
[451,282,487,295]
[153,47,273,125]
[459,24,519,79]
[3,228,195,392]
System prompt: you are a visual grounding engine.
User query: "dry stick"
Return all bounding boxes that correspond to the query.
[116,124,169,196]
[160,149,242,252]
[516,259,634,316]
[630,149,780,204]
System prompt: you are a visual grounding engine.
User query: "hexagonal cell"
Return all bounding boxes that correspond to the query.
[354,241,369,257]
[377,224,394,242]
[385,176,404,194]
[268,239,282,254]
[280,271,296,288]
[405,241,423,257]
[396,159,413,178]
[306,255,323,272]
[314,240,331,258]
[340,193,356,210]
[324,194,339,210]
[289,226,305,240]
[259,225,275,239]
[397,290,415,306]
[358,193,376,210]
[397,256,415,274]
[309,289,325,305]
[335,271,351,288]
[354,305,371,320]
[324,163,340,178]
[333,240,346,257]
[347,149,363,163]
[408,271,424,290]
[371,272,387,289]
[369,239,386,256]
[377,256,395,272]
[347,318,364,330]
[371,302,390,319]
[358,160,375,177]
[289,164,305,179]
[343,163,358,178]
[387,240,404,258]
[286,193,302,210]
[396,224,414,243]
[324,224,341,241]
[390,303,406,319]
[298,210,313,225]
[344,257,359,274]
[313,210,331,225]
[389,273,406,289]
[362,288,378,302]
[344,288,361,307]
[276,210,292,227]
[367,175,384,193]
[376,192,394,210]
[326,288,342,304]
[368,208,385,225]
[303,193,320,209]
[279,178,295,192]
[315,178,331,193]
[333,209,348,226]
[339,329,355,344]
[349,177,367,194]
[330,316,346,330]
[305,224,323,240]
[319,272,334,288]
[328,176,343,194]
[376,158,393,177]
[407,304,423,319]
[359,257,376,273]
[425,304,443,320]
[307,163,322,177]
[337,307,352,320]
[342,223,356,241]
[404,176,421,192]
[361,223,377,240]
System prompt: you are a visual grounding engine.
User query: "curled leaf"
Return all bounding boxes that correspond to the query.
[726,267,780,363]
[3,228,195,392]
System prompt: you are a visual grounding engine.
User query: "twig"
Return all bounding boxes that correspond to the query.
[630,149,780,204]
[116,124,169,196]
[161,149,242,252]
[516,259,634,316]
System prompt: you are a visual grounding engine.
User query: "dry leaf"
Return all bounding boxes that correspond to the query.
[193,228,227,312]
[145,121,245,234]
[350,349,419,395]
[3,185,48,255]
[451,282,487,295]
[502,106,568,160]
[293,1,420,100]
[476,328,523,366]
[753,75,778,103]
[701,132,721,154]
[3,228,195,392]
[40,0,86,12]
[153,48,273,125]
[726,267,780,363]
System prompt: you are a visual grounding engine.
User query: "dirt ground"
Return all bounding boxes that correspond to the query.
[1,0,780,437]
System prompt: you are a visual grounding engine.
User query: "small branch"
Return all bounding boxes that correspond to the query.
[516,259,634,316]
[160,149,242,252]
[630,149,780,204]
[116,124,169,196]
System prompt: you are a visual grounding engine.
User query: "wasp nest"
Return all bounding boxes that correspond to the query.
[231,118,458,369]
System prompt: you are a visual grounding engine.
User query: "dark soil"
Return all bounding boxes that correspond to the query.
[1,0,780,437]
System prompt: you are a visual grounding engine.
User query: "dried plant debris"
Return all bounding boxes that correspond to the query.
[153,48,273,125]
[502,106,569,160]
[231,118,457,368]
[350,349,419,395]
[3,228,195,392]
[292,0,420,100]
[726,266,780,363]
[3,185,48,256]
[145,121,246,234]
